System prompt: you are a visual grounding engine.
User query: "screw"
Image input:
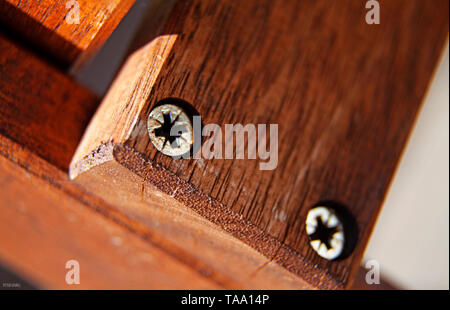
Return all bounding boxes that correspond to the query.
[305,206,345,260]
[147,103,193,157]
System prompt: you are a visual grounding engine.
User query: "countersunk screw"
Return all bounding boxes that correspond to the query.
[305,206,345,260]
[147,103,193,157]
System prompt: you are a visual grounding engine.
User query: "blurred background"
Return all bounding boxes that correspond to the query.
[363,44,449,290]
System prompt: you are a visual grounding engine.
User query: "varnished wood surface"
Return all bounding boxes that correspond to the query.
[0,135,382,289]
[350,265,396,290]
[0,27,312,289]
[0,0,136,68]
[70,0,449,288]
[0,137,222,289]
[0,32,98,170]
[73,150,314,289]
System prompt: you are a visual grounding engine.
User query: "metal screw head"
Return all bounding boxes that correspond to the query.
[305,206,345,260]
[147,104,193,157]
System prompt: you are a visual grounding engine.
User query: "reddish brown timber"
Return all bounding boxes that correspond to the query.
[70,0,449,288]
[0,0,136,67]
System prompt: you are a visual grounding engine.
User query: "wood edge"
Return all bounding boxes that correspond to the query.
[70,0,137,72]
[69,33,177,173]
[0,135,231,288]
[0,0,137,68]
[69,142,114,180]
[69,141,339,289]
[0,137,222,289]
[113,143,343,289]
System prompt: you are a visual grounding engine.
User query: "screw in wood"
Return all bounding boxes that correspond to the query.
[147,103,193,157]
[305,206,346,260]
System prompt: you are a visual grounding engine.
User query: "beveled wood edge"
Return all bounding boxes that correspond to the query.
[70,142,343,289]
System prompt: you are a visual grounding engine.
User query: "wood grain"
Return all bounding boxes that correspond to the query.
[73,150,315,289]
[70,0,449,288]
[0,32,98,170]
[0,29,312,289]
[0,138,221,289]
[0,125,312,289]
[0,0,136,68]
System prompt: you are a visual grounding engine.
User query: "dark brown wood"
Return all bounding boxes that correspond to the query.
[349,265,397,290]
[70,0,449,288]
[0,0,136,68]
[0,29,311,289]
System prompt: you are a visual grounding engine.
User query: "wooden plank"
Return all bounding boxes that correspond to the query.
[70,0,449,288]
[71,148,316,289]
[0,139,221,289]
[0,0,136,68]
[0,30,311,289]
[0,31,98,170]
[0,127,311,289]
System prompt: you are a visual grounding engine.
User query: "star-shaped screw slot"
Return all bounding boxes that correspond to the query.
[308,215,338,250]
[147,103,194,157]
[153,112,184,149]
[305,206,345,260]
